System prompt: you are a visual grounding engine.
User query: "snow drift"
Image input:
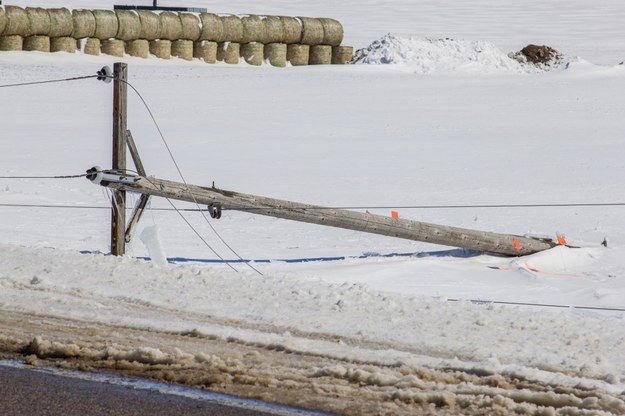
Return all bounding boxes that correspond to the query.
[351,34,570,73]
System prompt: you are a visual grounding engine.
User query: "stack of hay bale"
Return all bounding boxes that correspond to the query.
[0,6,354,66]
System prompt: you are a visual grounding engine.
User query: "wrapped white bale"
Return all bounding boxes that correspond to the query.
[299,17,324,46]
[193,40,217,63]
[280,16,302,44]
[241,42,263,66]
[309,45,332,65]
[101,38,124,57]
[199,13,225,42]
[220,15,243,43]
[48,8,73,38]
[262,16,284,44]
[287,44,309,66]
[50,36,76,53]
[126,39,149,58]
[26,7,50,36]
[171,39,193,60]
[4,6,29,37]
[263,43,287,68]
[24,35,50,52]
[332,45,353,64]
[137,10,160,41]
[71,10,96,39]
[84,37,100,55]
[149,39,171,59]
[179,13,200,41]
[318,18,343,47]
[0,35,23,51]
[93,10,118,40]
[159,11,182,41]
[115,10,141,41]
[241,15,265,44]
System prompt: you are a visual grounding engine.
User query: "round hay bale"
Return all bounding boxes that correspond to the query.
[287,44,309,66]
[48,8,73,38]
[23,35,50,52]
[159,11,182,41]
[299,17,324,46]
[171,39,193,60]
[0,35,23,51]
[0,8,7,37]
[71,10,96,39]
[199,13,224,42]
[262,16,284,44]
[241,42,263,66]
[101,39,124,57]
[318,18,343,47]
[93,10,118,40]
[115,10,141,41]
[263,43,286,68]
[309,45,332,65]
[25,7,50,36]
[241,15,265,44]
[280,16,302,44]
[332,45,353,64]
[149,39,171,59]
[179,13,200,41]
[217,42,240,64]
[193,40,217,63]
[220,15,243,43]
[126,39,149,58]
[83,37,100,55]
[4,6,29,37]
[137,10,160,41]
[50,36,76,53]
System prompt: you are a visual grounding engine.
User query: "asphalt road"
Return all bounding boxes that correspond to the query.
[0,365,301,416]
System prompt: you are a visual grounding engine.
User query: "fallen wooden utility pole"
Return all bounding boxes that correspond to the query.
[87,168,556,256]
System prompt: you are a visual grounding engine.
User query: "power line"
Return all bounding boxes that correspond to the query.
[0,173,89,179]
[120,77,263,276]
[2,200,625,211]
[222,202,625,211]
[449,298,625,313]
[0,74,98,89]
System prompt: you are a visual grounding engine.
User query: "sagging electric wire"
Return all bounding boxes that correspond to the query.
[111,76,263,276]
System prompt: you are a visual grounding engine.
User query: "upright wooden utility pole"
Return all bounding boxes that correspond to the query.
[111,62,127,255]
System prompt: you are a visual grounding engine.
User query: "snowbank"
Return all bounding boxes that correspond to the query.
[351,34,572,74]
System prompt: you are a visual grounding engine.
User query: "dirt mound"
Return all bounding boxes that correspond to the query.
[509,44,564,69]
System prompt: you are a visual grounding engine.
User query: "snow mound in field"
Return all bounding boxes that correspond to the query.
[352,34,552,74]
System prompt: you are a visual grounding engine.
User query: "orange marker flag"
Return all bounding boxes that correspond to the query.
[513,238,521,251]
[391,211,399,219]
[556,234,567,245]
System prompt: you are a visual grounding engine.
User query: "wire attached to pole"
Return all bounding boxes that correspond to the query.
[0,74,99,89]
[0,173,89,179]
[112,77,263,275]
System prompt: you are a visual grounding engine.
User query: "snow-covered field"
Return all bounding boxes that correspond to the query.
[1,1,625,414]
